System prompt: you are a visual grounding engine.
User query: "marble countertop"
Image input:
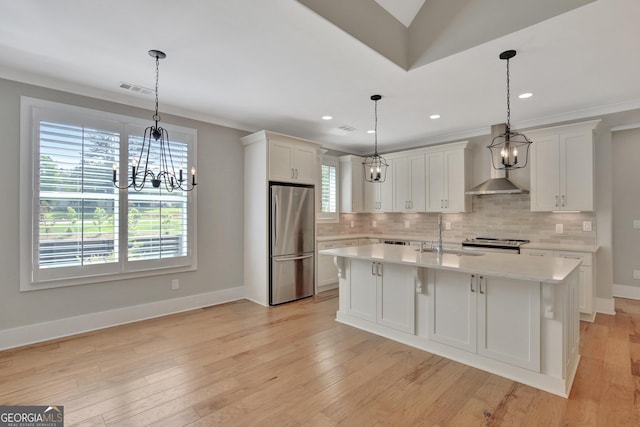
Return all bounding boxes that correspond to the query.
[319,243,581,284]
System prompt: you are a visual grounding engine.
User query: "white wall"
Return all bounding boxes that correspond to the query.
[612,128,640,290]
[0,78,247,332]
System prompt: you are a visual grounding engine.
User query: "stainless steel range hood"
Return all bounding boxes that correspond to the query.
[466,124,529,195]
[465,174,528,195]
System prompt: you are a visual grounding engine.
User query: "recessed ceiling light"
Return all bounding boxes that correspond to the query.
[367,129,376,134]
[519,92,533,99]
[429,114,441,119]
[322,115,333,120]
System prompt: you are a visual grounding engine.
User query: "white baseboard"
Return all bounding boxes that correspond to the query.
[0,286,244,351]
[595,297,616,315]
[612,283,640,301]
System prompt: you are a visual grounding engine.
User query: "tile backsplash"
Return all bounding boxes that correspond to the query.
[317,194,596,246]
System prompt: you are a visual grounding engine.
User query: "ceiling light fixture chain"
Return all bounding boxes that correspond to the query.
[363,94,388,183]
[113,49,197,192]
[487,49,532,171]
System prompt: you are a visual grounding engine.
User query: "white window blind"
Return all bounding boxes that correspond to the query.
[20,98,197,290]
[318,156,338,222]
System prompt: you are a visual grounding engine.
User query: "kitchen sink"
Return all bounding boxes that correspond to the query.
[415,248,484,256]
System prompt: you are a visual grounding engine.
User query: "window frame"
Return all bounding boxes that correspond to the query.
[317,155,339,223]
[19,97,198,291]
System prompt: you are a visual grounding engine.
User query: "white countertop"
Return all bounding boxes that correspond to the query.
[320,243,581,284]
[317,234,599,254]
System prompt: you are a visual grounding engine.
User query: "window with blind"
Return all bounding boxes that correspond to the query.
[318,156,338,222]
[20,98,197,290]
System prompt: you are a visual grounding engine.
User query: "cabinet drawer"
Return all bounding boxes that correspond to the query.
[555,251,592,267]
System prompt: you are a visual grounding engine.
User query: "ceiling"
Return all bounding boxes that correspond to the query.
[0,0,639,155]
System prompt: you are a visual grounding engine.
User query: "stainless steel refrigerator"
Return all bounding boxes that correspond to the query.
[269,183,315,305]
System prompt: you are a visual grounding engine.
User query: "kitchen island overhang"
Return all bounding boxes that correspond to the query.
[319,243,582,397]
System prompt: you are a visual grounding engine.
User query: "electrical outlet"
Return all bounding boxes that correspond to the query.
[445,221,451,231]
[372,220,377,228]
[634,270,640,280]
[404,221,410,229]
[555,224,563,234]
[171,279,180,290]
[350,220,355,228]
[634,220,640,229]
[582,221,592,232]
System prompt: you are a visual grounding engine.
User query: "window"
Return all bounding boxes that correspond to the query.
[20,98,197,290]
[318,155,338,222]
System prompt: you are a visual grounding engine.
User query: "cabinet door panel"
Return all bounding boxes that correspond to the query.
[427,270,476,352]
[293,146,316,184]
[377,263,416,334]
[530,135,561,211]
[477,276,540,372]
[348,259,377,322]
[445,150,465,212]
[563,133,593,211]
[393,157,410,212]
[269,141,293,182]
[410,155,426,211]
[426,152,445,212]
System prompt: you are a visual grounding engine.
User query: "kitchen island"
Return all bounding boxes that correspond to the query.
[319,243,582,397]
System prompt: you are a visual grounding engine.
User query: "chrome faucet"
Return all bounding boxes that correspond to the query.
[433,214,443,254]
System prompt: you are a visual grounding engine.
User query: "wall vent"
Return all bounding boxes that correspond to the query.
[338,125,357,132]
[119,81,154,96]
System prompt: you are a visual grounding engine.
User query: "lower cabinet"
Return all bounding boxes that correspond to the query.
[426,269,541,372]
[348,259,416,334]
[521,248,595,321]
[317,239,358,291]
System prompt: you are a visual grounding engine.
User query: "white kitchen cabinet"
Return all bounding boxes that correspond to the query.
[339,155,364,212]
[269,136,317,184]
[347,259,416,333]
[393,154,425,212]
[425,142,471,213]
[529,120,600,212]
[317,239,358,291]
[521,248,596,321]
[427,269,541,371]
[364,167,393,212]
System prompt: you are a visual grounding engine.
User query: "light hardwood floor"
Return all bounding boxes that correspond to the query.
[1,290,639,426]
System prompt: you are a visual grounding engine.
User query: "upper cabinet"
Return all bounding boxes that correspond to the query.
[364,170,394,213]
[268,134,317,184]
[425,142,471,213]
[393,154,426,212]
[529,120,600,212]
[339,155,364,212]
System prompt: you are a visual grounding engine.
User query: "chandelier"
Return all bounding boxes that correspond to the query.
[362,94,389,182]
[113,49,197,192]
[487,50,532,170]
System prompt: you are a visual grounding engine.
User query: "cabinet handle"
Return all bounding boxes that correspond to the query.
[445,199,448,209]
[441,199,444,208]
[470,274,475,292]
[377,262,383,277]
[561,195,566,207]
[527,253,545,257]
[479,276,485,294]
[561,255,581,260]
[371,262,376,276]
[555,195,559,207]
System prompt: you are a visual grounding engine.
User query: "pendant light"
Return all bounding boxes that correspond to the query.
[362,94,389,182]
[113,49,197,192]
[487,50,532,170]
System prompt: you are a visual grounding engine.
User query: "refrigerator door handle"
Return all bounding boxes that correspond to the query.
[274,254,313,262]
[272,193,278,246]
